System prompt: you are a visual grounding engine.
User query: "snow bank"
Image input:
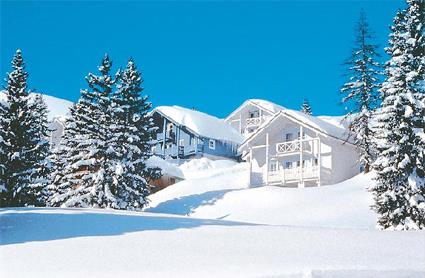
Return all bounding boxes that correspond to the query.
[154,106,244,144]
[146,156,184,179]
[0,91,73,120]
[179,157,238,179]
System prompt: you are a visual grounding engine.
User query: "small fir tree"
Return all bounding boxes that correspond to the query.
[0,50,48,207]
[300,99,312,115]
[340,10,382,173]
[371,1,425,230]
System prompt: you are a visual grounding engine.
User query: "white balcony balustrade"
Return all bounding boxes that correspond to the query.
[275,138,318,155]
[245,117,262,127]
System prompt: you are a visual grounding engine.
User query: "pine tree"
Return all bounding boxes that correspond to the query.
[29,94,52,205]
[371,1,425,230]
[340,10,382,173]
[0,50,47,207]
[109,58,161,210]
[300,99,312,115]
[50,55,117,208]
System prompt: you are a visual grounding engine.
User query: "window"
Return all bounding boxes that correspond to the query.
[314,158,318,166]
[269,161,278,172]
[285,133,293,142]
[285,162,292,169]
[249,110,259,118]
[189,135,194,146]
[296,161,301,167]
[208,139,216,150]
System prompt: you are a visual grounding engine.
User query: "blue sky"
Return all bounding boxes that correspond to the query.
[1,0,404,117]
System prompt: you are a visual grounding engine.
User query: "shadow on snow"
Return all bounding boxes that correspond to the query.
[145,189,239,215]
[0,207,252,246]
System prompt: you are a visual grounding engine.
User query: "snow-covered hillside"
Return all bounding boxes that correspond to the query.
[147,158,375,228]
[0,91,73,120]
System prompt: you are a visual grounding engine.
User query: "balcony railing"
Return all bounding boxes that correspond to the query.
[246,117,262,127]
[268,166,319,184]
[275,138,318,155]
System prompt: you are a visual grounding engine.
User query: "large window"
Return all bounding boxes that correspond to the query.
[208,139,216,150]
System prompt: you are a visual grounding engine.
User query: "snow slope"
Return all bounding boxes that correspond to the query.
[147,158,375,228]
[0,91,73,120]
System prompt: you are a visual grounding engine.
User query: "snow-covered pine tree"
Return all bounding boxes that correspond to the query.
[0,94,7,203]
[371,1,425,230]
[300,99,312,115]
[29,94,52,205]
[340,10,382,173]
[109,58,161,210]
[50,55,116,208]
[0,50,46,207]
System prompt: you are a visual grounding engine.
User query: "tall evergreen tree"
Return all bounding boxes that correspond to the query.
[371,1,425,230]
[0,50,47,207]
[50,55,117,208]
[29,94,52,204]
[109,58,160,209]
[300,98,312,115]
[340,10,382,173]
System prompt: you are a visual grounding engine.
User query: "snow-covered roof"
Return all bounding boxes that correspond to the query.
[145,156,184,179]
[317,115,353,130]
[153,106,244,144]
[248,99,286,114]
[225,99,285,121]
[241,109,353,148]
[0,91,73,120]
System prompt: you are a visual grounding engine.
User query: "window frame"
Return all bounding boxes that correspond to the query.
[208,139,216,150]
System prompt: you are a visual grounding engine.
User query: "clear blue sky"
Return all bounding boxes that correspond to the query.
[1,0,404,117]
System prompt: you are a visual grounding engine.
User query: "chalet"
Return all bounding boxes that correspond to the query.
[151,106,243,160]
[235,104,361,188]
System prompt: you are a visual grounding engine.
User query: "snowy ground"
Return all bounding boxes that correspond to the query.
[1,158,425,277]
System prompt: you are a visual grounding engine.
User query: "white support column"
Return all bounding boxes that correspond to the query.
[162,118,167,157]
[317,137,321,187]
[249,147,253,187]
[299,126,304,188]
[265,133,269,186]
[239,113,242,134]
[259,109,263,125]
